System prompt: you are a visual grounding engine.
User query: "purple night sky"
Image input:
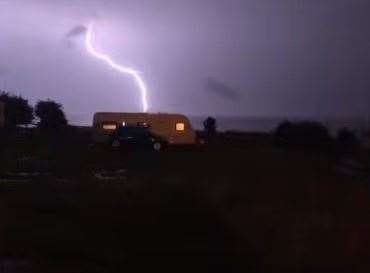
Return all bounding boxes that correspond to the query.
[1,0,369,124]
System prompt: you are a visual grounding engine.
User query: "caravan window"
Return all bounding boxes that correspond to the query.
[102,122,117,130]
[176,122,185,131]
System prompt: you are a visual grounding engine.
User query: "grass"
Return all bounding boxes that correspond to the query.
[0,128,369,272]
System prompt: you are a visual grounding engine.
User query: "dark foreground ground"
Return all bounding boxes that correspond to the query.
[0,128,369,273]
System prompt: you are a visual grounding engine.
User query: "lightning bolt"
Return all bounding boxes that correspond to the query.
[85,22,148,112]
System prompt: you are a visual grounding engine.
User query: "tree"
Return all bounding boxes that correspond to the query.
[35,100,68,130]
[0,92,34,128]
[274,120,332,151]
[203,116,217,138]
[336,128,360,154]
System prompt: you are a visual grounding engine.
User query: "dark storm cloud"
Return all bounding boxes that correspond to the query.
[206,77,241,101]
[64,25,87,48]
[66,25,87,39]
[1,0,370,121]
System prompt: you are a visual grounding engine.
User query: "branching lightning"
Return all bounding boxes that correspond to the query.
[85,22,148,112]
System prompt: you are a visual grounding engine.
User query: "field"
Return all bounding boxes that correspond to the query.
[0,128,370,273]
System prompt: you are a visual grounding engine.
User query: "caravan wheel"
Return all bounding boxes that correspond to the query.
[153,142,162,151]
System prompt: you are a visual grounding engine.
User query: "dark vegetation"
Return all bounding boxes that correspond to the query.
[0,92,67,130]
[274,120,333,152]
[336,128,361,155]
[0,127,369,273]
[0,92,34,128]
[0,93,370,272]
[35,100,68,130]
[203,116,217,140]
[273,120,365,158]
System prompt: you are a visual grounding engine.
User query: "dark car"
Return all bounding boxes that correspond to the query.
[110,126,167,151]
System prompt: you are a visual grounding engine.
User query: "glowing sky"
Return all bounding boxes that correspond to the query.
[0,0,369,124]
[85,22,148,112]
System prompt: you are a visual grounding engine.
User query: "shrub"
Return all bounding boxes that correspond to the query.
[203,116,217,139]
[0,92,34,128]
[336,128,360,154]
[274,120,332,151]
[35,100,68,130]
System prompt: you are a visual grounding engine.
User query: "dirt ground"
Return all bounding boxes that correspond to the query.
[0,128,369,273]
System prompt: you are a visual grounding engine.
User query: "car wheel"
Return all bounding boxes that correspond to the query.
[153,142,162,151]
[111,139,121,148]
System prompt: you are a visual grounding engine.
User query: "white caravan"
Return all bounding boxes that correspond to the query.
[93,112,197,145]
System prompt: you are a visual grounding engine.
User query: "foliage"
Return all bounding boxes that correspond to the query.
[0,91,34,127]
[35,99,68,130]
[203,116,217,138]
[274,120,332,150]
[336,128,360,153]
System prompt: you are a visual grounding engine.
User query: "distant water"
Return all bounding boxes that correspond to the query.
[69,112,370,136]
[189,116,283,132]
[190,116,370,136]
[189,116,370,138]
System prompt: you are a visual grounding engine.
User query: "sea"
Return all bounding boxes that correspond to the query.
[69,113,370,137]
[189,116,370,136]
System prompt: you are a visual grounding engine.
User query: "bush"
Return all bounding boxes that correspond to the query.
[0,92,34,128]
[336,128,360,154]
[203,116,217,139]
[35,100,68,130]
[274,120,332,151]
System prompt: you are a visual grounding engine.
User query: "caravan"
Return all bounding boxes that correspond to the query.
[93,112,197,145]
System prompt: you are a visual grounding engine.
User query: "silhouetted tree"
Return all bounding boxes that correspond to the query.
[203,116,217,139]
[336,128,360,154]
[35,100,67,130]
[0,92,34,128]
[273,120,292,146]
[274,120,332,151]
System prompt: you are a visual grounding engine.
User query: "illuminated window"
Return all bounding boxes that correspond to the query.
[137,122,149,127]
[102,123,117,130]
[176,123,185,131]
